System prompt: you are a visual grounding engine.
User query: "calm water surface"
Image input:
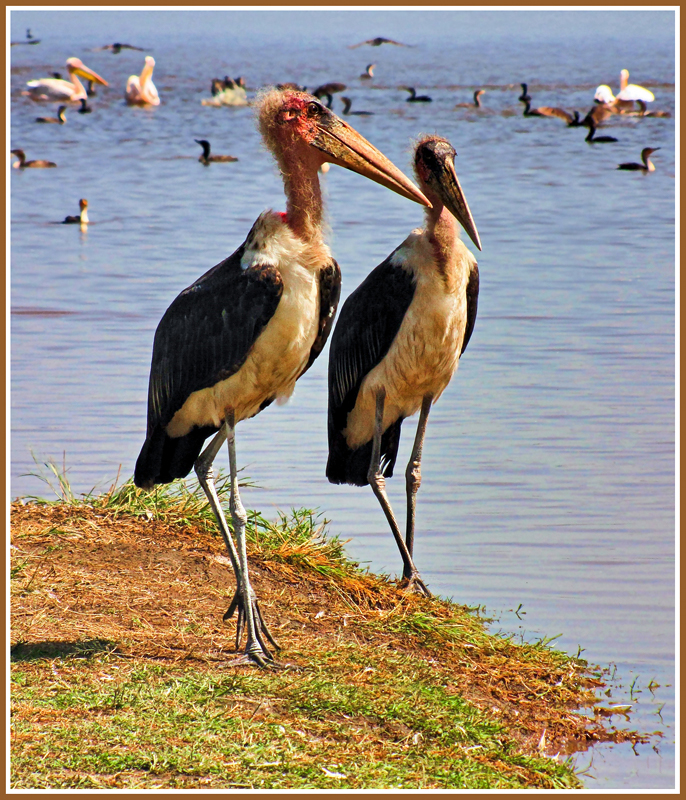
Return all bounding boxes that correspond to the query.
[10,9,676,789]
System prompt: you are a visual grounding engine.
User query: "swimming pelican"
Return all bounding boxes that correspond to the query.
[133,88,430,667]
[617,69,655,102]
[617,147,660,172]
[35,106,67,124]
[195,139,238,164]
[62,198,89,225]
[125,56,160,106]
[327,135,481,596]
[403,87,432,103]
[340,96,373,116]
[360,64,375,80]
[455,89,486,108]
[11,149,56,168]
[24,58,108,102]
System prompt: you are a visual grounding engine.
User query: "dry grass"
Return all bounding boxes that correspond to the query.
[9,477,655,789]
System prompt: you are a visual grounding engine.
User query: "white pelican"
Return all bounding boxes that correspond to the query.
[24,58,108,103]
[594,69,654,110]
[133,89,430,667]
[125,56,160,106]
[327,135,481,596]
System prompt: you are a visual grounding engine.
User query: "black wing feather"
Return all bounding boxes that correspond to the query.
[460,261,479,355]
[134,240,283,488]
[147,244,283,433]
[326,255,416,486]
[300,259,341,377]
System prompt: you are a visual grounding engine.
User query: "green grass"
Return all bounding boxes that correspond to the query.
[11,649,579,790]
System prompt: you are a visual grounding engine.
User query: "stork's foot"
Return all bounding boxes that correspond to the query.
[399,572,432,598]
[226,647,281,669]
[223,589,281,654]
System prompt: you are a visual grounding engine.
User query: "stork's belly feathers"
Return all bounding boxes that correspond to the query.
[344,235,470,449]
[166,215,323,437]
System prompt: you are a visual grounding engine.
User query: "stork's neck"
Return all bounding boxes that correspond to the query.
[423,186,460,274]
[282,155,324,243]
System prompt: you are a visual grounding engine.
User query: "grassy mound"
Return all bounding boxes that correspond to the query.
[10,472,648,789]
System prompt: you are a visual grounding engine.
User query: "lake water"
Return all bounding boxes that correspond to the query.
[9,9,676,790]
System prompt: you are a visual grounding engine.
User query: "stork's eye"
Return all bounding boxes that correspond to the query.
[307,101,323,117]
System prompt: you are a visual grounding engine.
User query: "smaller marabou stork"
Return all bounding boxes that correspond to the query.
[134,89,429,666]
[327,136,481,594]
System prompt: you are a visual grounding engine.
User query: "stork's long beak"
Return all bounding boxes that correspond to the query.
[311,110,431,207]
[431,155,482,251]
[72,63,108,87]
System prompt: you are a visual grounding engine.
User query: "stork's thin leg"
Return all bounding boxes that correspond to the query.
[367,389,431,597]
[225,413,277,667]
[404,394,433,579]
[194,425,278,657]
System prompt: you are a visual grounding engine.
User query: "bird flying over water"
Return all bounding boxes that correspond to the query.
[92,42,146,53]
[349,37,413,48]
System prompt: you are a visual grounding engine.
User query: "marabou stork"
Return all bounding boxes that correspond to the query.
[134,88,430,666]
[327,135,481,595]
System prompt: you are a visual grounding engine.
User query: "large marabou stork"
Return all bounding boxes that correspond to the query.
[326,135,481,595]
[133,88,430,666]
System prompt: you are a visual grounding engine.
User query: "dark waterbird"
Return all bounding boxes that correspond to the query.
[36,106,67,124]
[195,139,238,165]
[341,96,373,116]
[62,198,89,224]
[78,98,93,114]
[455,89,485,108]
[585,120,618,144]
[349,37,413,48]
[92,42,146,54]
[403,87,432,103]
[326,135,481,596]
[11,149,56,168]
[134,89,429,667]
[617,147,660,172]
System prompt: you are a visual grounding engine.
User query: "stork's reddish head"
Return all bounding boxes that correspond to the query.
[258,88,430,207]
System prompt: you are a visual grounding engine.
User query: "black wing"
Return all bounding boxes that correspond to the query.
[327,255,416,485]
[300,259,341,376]
[146,242,283,435]
[460,261,479,355]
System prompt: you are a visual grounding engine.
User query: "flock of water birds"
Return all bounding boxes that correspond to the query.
[12,31,670,667]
